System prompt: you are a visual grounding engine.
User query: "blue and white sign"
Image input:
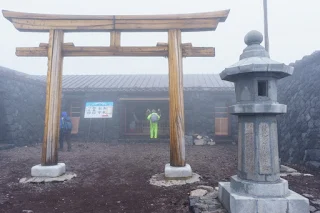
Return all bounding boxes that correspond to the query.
[84,102,113,118]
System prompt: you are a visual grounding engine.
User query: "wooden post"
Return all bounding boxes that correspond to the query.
[41,29,64,166]
[110,31,121,46]
[168,29,185,167]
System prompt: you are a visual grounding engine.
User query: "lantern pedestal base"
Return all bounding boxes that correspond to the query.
[164,163,192,179]
[31,163,66,177]
[230,175,289,197]
[218,176,309,213]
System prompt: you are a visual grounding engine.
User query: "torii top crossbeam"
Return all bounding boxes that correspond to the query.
[3,10,229,32]
[2,10,230,58]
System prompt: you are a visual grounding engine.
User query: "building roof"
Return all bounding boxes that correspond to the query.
[32,74,234,92]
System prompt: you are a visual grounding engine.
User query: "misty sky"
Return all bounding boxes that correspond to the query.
[0,0,319,75]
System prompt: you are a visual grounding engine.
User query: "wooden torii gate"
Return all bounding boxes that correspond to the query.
[2,10,229,176]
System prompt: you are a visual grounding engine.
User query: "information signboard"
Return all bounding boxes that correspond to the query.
[84,102,113,118]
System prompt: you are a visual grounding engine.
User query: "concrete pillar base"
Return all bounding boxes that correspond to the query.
[218,177,309,213]
[31,163,66,177]
[164,163,192,179]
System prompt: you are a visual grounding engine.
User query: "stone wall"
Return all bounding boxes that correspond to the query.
[277,51,320,169]
[0,66,46,146]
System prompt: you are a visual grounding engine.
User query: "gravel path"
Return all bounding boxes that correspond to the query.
[0,142,318,213]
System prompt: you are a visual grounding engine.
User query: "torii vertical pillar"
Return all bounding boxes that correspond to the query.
[31,30,66,177]
[164,29,192,178]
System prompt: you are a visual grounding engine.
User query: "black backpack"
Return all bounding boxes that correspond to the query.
[62,117,73,131]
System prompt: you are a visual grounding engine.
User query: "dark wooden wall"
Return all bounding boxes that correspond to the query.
[62,90,236,142]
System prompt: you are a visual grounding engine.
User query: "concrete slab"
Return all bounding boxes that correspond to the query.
[287,192,312,213]
[218,181,310,213]
[31,163,66,177]
[20,172,76,183]
[197,185,214,192]
[218,182,232,213]
[149,173,200,187]
[164,163,192,179]
[190,189,208,197]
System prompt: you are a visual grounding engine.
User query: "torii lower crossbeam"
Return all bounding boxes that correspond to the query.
[16,44,215,57]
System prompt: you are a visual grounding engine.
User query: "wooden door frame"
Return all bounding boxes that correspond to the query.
[214,101,232,141]
[120,98,169,137]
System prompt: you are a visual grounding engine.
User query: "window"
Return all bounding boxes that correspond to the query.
[70,102,81,117]
[258,80,268,97]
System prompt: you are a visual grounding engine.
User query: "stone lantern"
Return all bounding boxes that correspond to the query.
[218,30,309,213]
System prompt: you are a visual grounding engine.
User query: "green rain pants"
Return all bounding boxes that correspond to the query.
[150,122,158,138]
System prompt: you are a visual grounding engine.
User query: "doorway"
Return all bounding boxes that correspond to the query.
[120,98,169,138]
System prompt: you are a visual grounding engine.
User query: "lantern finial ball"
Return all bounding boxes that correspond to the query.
[244,30,263,46]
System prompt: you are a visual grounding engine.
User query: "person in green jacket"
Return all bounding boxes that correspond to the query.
[147,109,161,139]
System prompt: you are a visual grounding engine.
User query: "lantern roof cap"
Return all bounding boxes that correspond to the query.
[220,30,293,82]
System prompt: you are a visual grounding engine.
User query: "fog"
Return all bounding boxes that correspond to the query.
[0,0,319,75]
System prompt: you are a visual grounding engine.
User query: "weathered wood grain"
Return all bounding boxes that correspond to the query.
[2,10,114,20]
[157,42,192,47]
[39,42,74,47]
[12,19,114,31]
[16,47,48,56]
[168,29,185,167]
[3,9,229,20]
[10,18,219,32]
[114,19,219,31]
[110,31,121,46]
[16,45,214,57]
[64,46,168,56]
[41,30,64,166]
[156,42,168,47]
[182,46,215,57]
[3,10,229,32]
[115,10,229,20]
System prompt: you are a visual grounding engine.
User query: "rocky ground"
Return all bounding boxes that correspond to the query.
[281,164,320,213]
[0,142,319,213]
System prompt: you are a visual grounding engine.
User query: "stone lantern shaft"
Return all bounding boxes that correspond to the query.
[237,115,280,182]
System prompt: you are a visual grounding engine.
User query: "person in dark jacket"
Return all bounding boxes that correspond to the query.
[59,111,72,151]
